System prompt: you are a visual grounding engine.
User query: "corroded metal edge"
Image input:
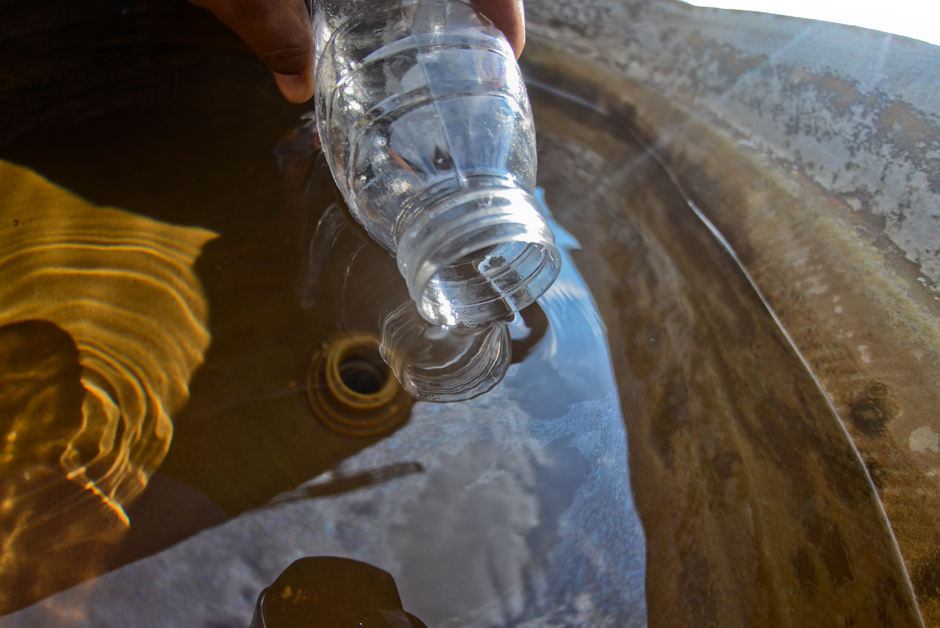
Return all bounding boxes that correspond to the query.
[521,3,940,622]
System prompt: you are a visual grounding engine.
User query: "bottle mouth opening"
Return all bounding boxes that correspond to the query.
[379,301,512,402]
[396,186,561,326]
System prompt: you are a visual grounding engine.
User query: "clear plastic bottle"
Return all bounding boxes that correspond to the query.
[312,0,561,326]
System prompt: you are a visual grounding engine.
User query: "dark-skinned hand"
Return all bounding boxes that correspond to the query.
[189,0,526,103]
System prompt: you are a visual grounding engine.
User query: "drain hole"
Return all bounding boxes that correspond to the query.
[307,332,413,437]
[339,357,387,395]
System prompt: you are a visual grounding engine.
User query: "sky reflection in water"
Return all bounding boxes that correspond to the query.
[3,179,647,626]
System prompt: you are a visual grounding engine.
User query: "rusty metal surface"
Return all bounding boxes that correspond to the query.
[1,0,937,624]
[528,75,922,627]
[522,2,940,622]
[526,0,940,289]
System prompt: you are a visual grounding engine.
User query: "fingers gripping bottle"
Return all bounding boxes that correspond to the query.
[312,0,561,326]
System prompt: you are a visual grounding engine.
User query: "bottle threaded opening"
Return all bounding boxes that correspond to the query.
[395,186,561,326]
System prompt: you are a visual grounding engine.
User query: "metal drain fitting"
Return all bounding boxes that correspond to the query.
[307,333,413,437]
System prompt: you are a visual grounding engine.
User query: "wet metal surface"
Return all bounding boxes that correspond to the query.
[523,3,940,621]
[527,0,940,288]
[528,79,922,626]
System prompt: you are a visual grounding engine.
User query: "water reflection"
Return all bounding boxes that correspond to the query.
[250,556,427,628]
[269,462,425,505]
[502,189,617,418]
[0,160,215,612]
[254,187,648,626]
[380,302,511,402]
[269,124,648,625]
[2,113,647,627]
[277,123,513,403]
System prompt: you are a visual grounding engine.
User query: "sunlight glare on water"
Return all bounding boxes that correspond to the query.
[0,160,215,611]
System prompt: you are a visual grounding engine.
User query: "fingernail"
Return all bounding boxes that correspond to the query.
[274,72,313,103]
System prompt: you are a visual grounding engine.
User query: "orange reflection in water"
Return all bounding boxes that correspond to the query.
[0,160,216,611]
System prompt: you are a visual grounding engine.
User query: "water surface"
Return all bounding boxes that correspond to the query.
[0,49,921,627]
[0,55,646,627]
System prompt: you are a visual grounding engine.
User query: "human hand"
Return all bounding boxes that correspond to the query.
[190,0,526,104]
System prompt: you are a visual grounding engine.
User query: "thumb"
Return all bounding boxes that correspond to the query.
[471,0,526,59]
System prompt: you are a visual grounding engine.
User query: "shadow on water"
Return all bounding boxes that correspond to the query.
[0,14,922,628]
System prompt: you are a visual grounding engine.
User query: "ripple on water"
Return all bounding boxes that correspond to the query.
[0,159,216,612]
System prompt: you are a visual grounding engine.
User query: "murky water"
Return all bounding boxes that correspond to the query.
[0,54,646,627]
[0,45,921,627]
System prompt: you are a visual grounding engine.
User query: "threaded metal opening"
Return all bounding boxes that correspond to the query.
[307,333,413,437]
[337,351,389,396]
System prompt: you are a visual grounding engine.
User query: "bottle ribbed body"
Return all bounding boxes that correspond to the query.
[313,0,560,325]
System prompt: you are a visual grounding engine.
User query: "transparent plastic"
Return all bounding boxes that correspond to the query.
[277,122,516,403]
[380,301,511,401]
[312,0,561,325]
